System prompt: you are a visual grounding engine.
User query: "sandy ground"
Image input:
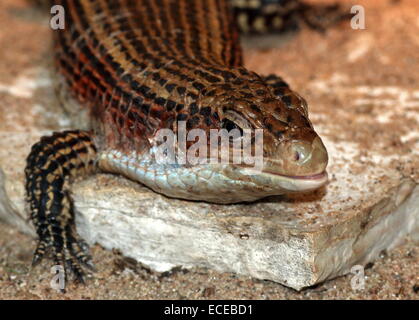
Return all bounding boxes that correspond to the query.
[0,0,418,299]
[0,221,417,299]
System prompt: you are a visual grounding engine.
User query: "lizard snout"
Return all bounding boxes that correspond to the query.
[288,137,328,176]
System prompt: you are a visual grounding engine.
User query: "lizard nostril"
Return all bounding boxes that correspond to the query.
[287,137,328,175]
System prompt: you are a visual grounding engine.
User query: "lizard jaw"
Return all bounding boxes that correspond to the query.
[237,168,329,193]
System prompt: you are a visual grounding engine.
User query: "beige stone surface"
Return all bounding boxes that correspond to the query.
[0,0,418,295]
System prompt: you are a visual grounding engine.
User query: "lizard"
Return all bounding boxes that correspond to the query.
[25,0,330,282]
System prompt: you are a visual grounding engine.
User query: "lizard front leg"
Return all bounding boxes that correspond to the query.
[25,130,98,283]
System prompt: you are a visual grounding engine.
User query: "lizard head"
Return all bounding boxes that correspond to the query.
[108,70,329,204]
[171,71,329,202]
[222,77,327,175]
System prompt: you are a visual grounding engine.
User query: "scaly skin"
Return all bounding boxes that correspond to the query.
[26,0,328,282]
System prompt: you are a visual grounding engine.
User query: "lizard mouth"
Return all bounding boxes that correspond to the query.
[268,171,328,180]
[237,168,329,192]
[262,170,328,192]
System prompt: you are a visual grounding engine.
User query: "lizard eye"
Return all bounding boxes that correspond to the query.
[221,118,243,135]
[221,110,251,136]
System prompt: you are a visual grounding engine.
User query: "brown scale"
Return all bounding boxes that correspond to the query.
[26,0,329,282]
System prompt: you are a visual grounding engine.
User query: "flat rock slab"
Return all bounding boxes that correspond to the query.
[0,0,418,290]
